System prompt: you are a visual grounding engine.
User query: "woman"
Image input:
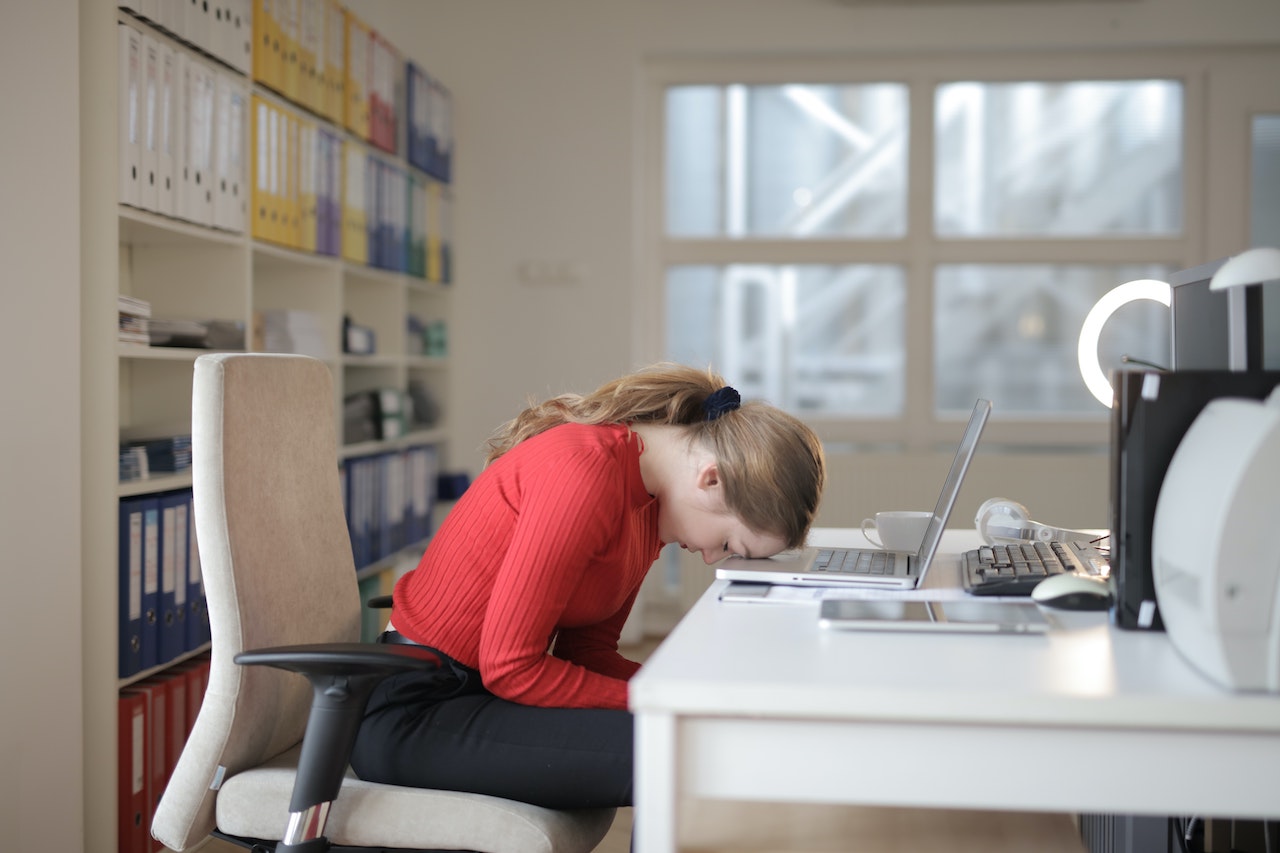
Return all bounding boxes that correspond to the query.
[351,363,825,809]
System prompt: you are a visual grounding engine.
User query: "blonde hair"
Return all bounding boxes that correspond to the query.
[487,364,826,549]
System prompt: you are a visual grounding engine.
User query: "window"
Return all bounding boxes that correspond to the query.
[650,56,1200,446]
[667,263,906,415]
[933,263,1170,415]
[666,84,908,238]
[934,81,1182,238]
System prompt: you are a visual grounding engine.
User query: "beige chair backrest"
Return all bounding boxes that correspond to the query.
[153,353,362,851]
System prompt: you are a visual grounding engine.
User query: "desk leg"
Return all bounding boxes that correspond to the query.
[635,711,678,853]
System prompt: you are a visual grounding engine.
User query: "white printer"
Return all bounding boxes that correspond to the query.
[1152,387,1280,691]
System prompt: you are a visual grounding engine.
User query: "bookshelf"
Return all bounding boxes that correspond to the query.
[83,2,455,849]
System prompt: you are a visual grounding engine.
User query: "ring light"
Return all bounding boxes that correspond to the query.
[1077,278,1172,407]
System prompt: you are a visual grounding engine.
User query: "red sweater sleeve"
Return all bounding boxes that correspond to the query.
[392,424,659,711]
[553,584,644,681]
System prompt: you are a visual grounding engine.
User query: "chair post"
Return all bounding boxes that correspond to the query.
[275,671,390,852]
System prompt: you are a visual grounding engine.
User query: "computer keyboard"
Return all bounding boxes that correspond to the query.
[962,539,1108,596]
[814,548,897,576]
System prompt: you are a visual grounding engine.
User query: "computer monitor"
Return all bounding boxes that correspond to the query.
[1168,258,1263,371]
[1264,277,1280,370]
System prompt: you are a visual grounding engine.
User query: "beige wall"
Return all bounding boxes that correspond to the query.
[345,0,1278,537]
[0,1,83,849]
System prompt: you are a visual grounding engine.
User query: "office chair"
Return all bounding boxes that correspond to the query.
[152,353,616,853]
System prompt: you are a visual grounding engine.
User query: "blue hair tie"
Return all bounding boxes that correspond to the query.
[704,386,741,421]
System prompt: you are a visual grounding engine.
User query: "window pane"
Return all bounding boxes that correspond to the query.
[934,264,1172,415]
[935,81,1183,237]
[667,265,905,415]
[666,84,908,238]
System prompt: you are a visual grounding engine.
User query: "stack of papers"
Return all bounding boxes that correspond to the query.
[118,295,151,345]
[259,309,333,359]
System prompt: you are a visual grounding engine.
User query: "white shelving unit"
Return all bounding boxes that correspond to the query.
[82,4,453,849]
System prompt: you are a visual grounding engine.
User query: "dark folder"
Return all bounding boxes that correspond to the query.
[141,498,161,671]
[158,491,188,664]
[118,498,147,678]
[117,691,150,853]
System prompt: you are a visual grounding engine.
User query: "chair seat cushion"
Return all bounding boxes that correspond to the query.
[215,745,616,853]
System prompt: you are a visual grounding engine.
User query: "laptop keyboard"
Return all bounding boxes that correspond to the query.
[814,548,898,576]
[962,539,1107,596]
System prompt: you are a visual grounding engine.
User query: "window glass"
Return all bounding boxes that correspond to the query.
[661,71,1193,433]
[934,264,1172,415]
[935,81,1183,237]
[667,265,906,415]
[666,84,908,238]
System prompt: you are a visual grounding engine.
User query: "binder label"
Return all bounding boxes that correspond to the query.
[130,709,145,795]
[128,512,142,621]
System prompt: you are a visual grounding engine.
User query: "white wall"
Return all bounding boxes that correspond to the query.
[345,0,1280,541]
[0,2,84,849]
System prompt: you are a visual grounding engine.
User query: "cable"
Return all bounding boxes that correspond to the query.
[1120,354,1169,371]
[1172,816,1205,853]
[1173,816,1191,853]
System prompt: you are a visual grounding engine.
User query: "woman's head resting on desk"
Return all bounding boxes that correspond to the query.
[487,362,827,561]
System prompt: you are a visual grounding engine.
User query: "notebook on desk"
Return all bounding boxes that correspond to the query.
[716,398,992,589]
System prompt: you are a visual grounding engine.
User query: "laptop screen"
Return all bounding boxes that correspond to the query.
[914,399,992,562]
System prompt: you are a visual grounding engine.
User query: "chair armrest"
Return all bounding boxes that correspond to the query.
[234,642,441,814]
[235,641,439,673]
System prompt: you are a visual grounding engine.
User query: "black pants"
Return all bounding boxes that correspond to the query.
[350,636,634,810]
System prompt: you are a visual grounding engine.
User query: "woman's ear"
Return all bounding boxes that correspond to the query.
[696,461,721,491]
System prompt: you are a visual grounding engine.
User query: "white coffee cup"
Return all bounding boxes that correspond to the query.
[861,511,933,552]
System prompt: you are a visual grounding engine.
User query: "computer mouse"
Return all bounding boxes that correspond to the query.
[1030,573,1113,611]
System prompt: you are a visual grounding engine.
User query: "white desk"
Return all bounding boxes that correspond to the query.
[629,529,1280,853]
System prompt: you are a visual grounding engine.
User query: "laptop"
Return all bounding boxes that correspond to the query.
[716,398,992,589]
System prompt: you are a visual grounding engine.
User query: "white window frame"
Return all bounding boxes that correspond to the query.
[632,49,1255,451]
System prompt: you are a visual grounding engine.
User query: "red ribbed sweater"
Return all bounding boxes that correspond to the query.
[391,422,662,710]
